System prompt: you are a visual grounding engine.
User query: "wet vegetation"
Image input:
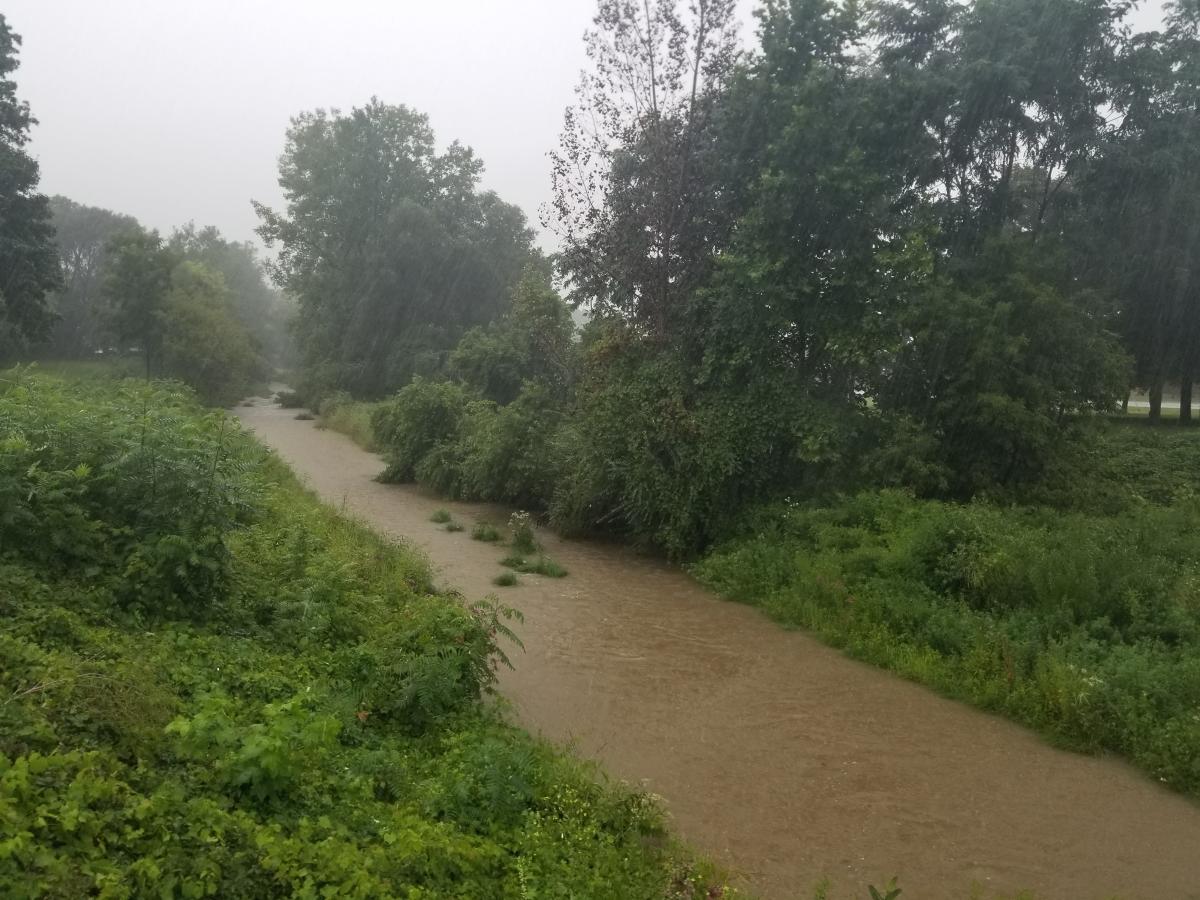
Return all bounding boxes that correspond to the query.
[2,0,1199,891]
[471,521,503,542]
[0,373,723,897]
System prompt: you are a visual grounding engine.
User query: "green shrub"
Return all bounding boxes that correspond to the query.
[472,521,502,542]
[456,384,565,507]
[493,571,519,587]
[548,338,853,556]
[275,389,305,408]
[445,521,465,533]
[429,509,452,524]
[509,510,538,554]
[372,378,471,482]
[0,373,259,613]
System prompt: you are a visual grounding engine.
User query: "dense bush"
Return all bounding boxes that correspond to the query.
[0,371,258,612]
[372,377,472,482]
[0,373,724,898]
[548,335,861,555]
[694,488,1200,795]
[372,376,566,510]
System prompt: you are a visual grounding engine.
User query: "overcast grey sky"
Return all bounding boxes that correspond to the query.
[5,0,1168,252]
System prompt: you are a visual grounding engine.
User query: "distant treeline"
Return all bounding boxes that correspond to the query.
[0,14,289,404]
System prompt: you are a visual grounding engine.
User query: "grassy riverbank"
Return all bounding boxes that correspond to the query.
[696,425,1200,797]
[0,373,724,897]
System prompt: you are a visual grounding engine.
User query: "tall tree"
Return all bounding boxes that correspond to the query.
[255,99,535,398]
[698,0,908,398]
[42,196,138,357]
[1083,0,1200,421]
[869,0,1129,246]
[160,260,265,405]
[169,223,291,365]
[0,14,60,353]
[101,229,176,379]
[549,0,741,340]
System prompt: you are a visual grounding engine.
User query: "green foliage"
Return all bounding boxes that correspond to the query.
[429,508,452,524]
[493,571,519,587]
[444,521,464,533]
[41,196,139,358]
[0,15,60,350]
[550,337,855,555]
[315,391,380,451]
[695,484,1200,796]
[451,268,576,404]
[0,372,257,612]
[509,510,538,554]
[373,378,471,482]
[878,237,1130,497]
[254,99,537,400]
[0,374,722,897]
[100,230,265,403]
[471,521,502,542]
[100,228,176,377]
[168,223,292,368]
[160,261,266,406]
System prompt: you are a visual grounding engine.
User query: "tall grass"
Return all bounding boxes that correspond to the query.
[316,392,382,451]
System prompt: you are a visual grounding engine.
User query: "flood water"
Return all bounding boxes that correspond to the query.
[235,396,1200,900]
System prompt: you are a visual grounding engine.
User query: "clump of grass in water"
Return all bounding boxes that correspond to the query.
[500,554,568,578]
[444,521,464,533]
[493,571,519,587]
[429,509,452,524]
[509,510,538,554]
[471,521,502,542]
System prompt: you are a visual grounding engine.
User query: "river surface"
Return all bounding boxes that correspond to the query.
[235,395,1200,900]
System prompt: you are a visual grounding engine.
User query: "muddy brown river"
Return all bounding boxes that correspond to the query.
[235,396,1200,900]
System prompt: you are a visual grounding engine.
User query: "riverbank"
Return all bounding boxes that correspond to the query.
[237,392,1200,900]
[0,374,721,898]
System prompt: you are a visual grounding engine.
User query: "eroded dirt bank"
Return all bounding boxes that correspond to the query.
[235,396,1200,900]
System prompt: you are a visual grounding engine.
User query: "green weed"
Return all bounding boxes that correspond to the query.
[501,554,568,578]
[510,510,538,554]
[493,571,519,587]
[472,521,502,542]
[429,509,452,524]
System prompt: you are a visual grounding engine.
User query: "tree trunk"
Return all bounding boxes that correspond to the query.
[1181,361,1195,424]
[1149,375,1164,423]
